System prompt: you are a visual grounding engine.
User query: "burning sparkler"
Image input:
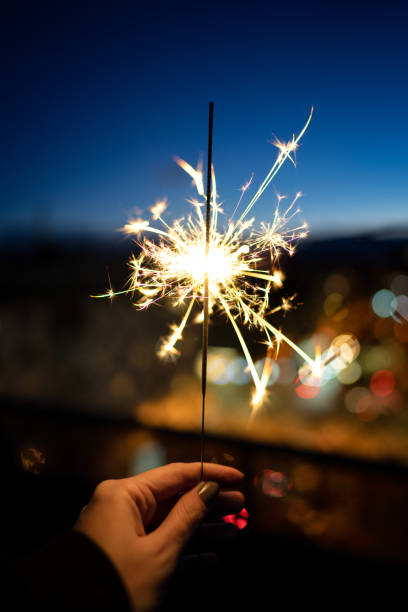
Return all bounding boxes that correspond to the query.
[95,107,323,415]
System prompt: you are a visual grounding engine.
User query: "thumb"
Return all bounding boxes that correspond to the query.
[152,481,220,556]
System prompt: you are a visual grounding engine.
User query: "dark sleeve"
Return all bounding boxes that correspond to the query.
[4,531,132,612]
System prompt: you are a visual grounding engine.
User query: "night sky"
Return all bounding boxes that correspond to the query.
[2,1,408,240]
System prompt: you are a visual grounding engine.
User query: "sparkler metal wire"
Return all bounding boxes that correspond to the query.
[200,101,214,480]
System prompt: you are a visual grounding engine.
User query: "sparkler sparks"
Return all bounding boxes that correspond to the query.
[96,108,325,415]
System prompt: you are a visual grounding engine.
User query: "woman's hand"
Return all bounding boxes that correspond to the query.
[74,462,244,611]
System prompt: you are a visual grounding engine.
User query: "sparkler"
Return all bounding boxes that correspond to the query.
[95,106,323,431]
[200,102,214,480]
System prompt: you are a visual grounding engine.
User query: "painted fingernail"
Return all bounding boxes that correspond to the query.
[196,481,220,507]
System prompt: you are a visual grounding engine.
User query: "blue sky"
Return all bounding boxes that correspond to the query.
[2,1,408,240]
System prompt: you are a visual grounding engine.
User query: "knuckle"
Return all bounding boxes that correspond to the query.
[93,479,117,500]
[133,482,156,518]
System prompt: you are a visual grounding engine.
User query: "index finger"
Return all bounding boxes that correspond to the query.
[126,462,244,502]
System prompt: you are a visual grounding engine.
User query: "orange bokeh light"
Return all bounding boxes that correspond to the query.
[394,321,408,343]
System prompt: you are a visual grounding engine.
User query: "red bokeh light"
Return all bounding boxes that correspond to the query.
[254,469,292,498]
[370,369,395,397]
[295,384,320,399]
[222,507,249,530]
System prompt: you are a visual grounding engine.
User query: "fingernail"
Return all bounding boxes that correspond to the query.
[196,481,220,507]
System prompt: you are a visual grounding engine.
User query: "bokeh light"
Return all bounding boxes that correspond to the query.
[20,447,46,474]
[194,347,252,386]
[362,345,393,373]
[390,274,408,295]
[296,383,320,399]
[299,333,360,388]
[324,292,347,319]
[207,349,235,385]
[287,499,328,536]
[254,469,292,498]
[355,393,383,422]
[255,358,280,387]
[371,289,395,318]
[296,378,340,413]
[228,358,251,385]
[344,386,370,414]
[336,360,362,384]
[370,369,395,397]
[129,440,166,475]
[391,295,408,323]
[222,508,249,530]
[331,333,360,367]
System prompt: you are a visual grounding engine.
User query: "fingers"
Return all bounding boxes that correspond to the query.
[127,462,244,502]
[149,481,219,557]
[147,488,245,532]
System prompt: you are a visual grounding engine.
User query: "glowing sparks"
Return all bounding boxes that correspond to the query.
[272,135,299,166]
[122,218,150,235]
[174,156,205,196]
[97,108,325,415]
[150,199,167,220]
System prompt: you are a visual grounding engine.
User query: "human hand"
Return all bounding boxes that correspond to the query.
[74,462,244,611]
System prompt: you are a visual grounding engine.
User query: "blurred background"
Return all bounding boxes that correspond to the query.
[1,0,408,605]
